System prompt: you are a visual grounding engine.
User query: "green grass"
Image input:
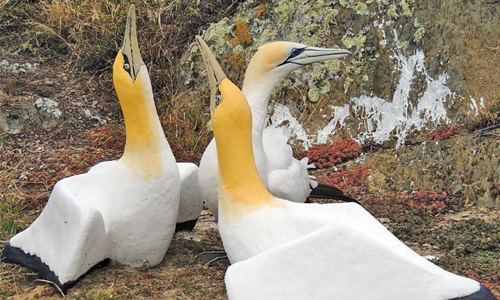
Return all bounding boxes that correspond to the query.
[0,197,29,239]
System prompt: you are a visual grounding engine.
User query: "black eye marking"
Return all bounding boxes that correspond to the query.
[215,93,222,106]
[278,47,307,67]
[289,47,306,59]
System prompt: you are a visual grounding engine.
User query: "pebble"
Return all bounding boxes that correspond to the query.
[0,59,39,73]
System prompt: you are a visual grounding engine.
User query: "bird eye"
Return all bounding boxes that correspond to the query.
[123,63,130,70]
[215,94,222,106]
[289,47,305,59]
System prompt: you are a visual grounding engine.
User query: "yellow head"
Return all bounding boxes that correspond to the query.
[113,5,161,178]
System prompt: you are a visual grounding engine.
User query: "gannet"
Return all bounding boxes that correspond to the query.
[176,162,203,231]
[198,39,354,220]
[1,6,180,292]
[195,35,497,300]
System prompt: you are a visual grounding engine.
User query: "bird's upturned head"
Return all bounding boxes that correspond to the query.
[113,5,147,89]
[195,35,250,133]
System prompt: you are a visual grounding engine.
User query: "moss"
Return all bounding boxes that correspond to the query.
[352,2,369,15]
[204,18,232,53]
[189,43,199,55]
[232,44,244,55]
[324,59,342,72]
[308,88,321,102]
[259,27,278,42]
[387,4,399,19]
[289,22,303,41]
[413,26,426,43]
[324,7,339,25]
[344,77,354,94]
[413,17,421,27]
[339,0,349,8]
[342,35,367,49]
[301,23,325,46]
[311,65,326,80]
[397,40,408,49]
[310,60,342,82]
[399,0,412,17]
[320,81,331,95]
[273,1,298,25]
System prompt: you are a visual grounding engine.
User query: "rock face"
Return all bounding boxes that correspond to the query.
[365,135,500,208]
[0,94,62,134]
[180,0,499,206]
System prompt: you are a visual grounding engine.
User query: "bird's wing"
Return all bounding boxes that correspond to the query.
[263,125,310,203]
[225,222,481,300]
[262,124,293,171]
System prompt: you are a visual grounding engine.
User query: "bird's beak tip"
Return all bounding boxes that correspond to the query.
[196,36,226,84]
[121,4,144,80]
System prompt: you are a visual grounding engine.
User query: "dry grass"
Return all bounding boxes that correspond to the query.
[1,0,500,298]
[1,0,242,88]
[0,1,243,297]
[464,93,500,132]
[0,0,244,162]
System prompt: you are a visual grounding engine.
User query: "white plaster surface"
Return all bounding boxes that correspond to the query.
[9,151,180,284]
[225,222,480,300]
[263,124,311,203]
[219,201,482,300]
[8,54,181,285]
[177,162,203,223]
[198,138,219,218]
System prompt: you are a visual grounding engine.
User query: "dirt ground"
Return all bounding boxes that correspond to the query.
[1,47,499,299]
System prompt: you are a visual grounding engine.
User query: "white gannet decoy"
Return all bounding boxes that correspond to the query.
[176,162,203,231]
[1,6,180,292]
[198,39,355,220]
[195,35,497,300]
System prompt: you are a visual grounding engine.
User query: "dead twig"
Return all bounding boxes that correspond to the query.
[34,279,66,298]
[477,123,500,137]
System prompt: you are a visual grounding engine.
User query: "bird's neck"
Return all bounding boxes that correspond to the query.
[214,79,274,220]
[242,73,278,137]
[242,71,282,181]
[114,70,169,179]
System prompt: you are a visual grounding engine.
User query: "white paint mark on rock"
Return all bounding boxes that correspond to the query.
[351,49,451,148]
[269,48,453,149]
[316,104,350,144]
[269,104,310,148]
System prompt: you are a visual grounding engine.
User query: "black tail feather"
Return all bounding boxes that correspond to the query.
[308,183,360,205]
[2,242,110,294]
[175,218,198,232]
